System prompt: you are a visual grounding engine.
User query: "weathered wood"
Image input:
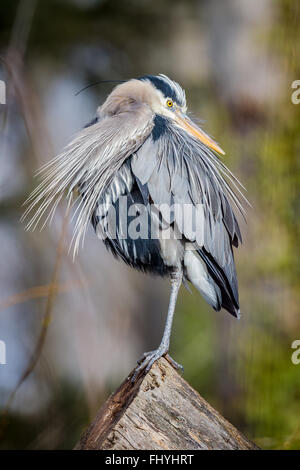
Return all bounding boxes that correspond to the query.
[75,357,258,450]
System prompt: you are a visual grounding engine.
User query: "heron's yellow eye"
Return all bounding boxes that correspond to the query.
[166,99,173,108]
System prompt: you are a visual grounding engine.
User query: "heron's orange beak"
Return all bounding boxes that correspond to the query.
[175,113,225,155]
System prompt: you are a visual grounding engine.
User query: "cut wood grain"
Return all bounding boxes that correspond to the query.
[75,357,258,450]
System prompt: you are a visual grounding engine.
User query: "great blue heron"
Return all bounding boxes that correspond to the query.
[23,74,247,380]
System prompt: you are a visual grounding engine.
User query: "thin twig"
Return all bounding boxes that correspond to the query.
[0,277,91,312]
[0,209,69,435]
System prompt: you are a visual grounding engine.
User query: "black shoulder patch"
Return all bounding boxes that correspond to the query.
[152,115,168,141]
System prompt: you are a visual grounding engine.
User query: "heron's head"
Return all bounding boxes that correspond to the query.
[99,74,224,155]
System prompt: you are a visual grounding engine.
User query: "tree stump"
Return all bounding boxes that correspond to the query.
[75,357,258,450]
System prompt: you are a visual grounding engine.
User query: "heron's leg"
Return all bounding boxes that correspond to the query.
[131,268,183,382]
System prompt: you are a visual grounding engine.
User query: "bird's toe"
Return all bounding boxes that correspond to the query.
[165,354,184,373]
[131,347,167,382]
[130,348,183,382]
[136,350,156,365]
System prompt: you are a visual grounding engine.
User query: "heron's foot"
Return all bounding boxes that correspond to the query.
[136,349,158,364]
[131,346,167,382]
[165,353,184,373]
[131,347,183,382]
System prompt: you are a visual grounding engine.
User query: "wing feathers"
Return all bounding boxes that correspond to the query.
[131,117,246,316]
[23,103,154,255]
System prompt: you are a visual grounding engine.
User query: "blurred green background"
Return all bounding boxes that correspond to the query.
[0,0,300,450]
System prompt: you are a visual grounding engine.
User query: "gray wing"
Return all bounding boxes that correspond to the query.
[132,118,243,316]
[23,101,155,255]
[92,158,169,275]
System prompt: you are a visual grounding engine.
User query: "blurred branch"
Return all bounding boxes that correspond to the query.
[0,277,91,312]
[8,0,38,58]
[0,208,69,433]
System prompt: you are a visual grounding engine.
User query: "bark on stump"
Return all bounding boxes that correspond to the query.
[75,357,258,450]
